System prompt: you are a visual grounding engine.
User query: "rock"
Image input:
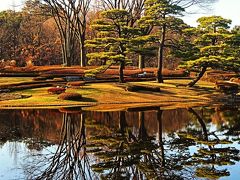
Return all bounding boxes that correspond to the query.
[65,76,82,82]
[230,77,240,84]
[215,81,239,95]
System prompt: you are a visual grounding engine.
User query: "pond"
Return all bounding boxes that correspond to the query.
[0,106,240,180]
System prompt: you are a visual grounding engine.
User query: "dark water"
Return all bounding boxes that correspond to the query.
[0,106,240,180]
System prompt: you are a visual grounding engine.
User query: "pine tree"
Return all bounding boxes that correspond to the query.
[86,9,140,83]
[180,16,240,87]
[138,0,184,83]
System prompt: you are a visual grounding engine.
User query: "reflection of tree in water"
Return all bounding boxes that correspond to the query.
[11,107,240,179]
[178,108,240,179]
[214,105,240,140]
[89,109,193,179]
[27,111,95,180]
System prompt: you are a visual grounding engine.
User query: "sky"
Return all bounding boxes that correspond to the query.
[0,0,240,27]
[182,0,240,27]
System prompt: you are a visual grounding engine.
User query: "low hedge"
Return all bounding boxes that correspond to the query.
[3,83,52,92]
[67,81,85,87]
[48,87,66,94]
[58,92,82,101]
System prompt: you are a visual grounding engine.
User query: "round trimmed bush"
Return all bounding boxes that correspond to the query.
[58,92,82,101]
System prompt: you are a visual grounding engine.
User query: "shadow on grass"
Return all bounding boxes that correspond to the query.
[189,86,216,94]
[81,97,97,102]
[158,89,176,95]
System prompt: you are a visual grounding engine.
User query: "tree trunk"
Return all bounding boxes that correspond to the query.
[157,109,165,167]
[188,108,208,140]
[157,24,166,83]
[80,35,86,67]
[119,61,125,83]
[188,66,207,87]
[80,43,86,67]
[65,20,71,67]
[62,41,67,66]
[138,54,145,69]
[119,111,127,136]
[138,112,148,141]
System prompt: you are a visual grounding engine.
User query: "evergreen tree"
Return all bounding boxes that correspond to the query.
[127,34,158,69]
[138,0,184,83]
[180,16,240,87]
[86,9,139,83]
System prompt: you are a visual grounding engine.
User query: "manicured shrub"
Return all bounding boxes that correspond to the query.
[48,87,66,94]
[67,81,85,87]
[58,92,82,101]
[43,68,85,75]
[2,83,52,91]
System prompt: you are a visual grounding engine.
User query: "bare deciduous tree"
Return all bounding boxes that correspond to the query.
[42,0,91,66]
[27,112,96,179]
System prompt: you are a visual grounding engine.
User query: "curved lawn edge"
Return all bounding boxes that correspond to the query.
[0,99,219,111]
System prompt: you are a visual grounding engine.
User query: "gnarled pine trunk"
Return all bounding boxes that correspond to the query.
[188,66,207,87]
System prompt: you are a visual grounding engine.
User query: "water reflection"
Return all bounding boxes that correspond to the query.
[29,110,95,180]
[179,108,240,179]
[0,106,239,179]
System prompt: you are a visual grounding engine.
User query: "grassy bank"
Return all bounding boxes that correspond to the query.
[0,77,223,111]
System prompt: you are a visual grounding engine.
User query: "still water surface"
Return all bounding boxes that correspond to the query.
[0,106,240,180]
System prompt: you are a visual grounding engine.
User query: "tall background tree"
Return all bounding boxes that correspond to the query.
[0,10,22,62]
[0,0,62,66]
[42,0,91,67]
[0,0,221,71]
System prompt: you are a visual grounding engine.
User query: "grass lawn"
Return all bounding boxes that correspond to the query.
[0,77,223,111]
[0,77,33,85]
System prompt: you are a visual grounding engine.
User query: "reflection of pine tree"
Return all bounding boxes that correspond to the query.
[89,111,151,178]
[90,110,192,179]
[28,112,95,180]
[178,108,240,179]
[216,106,240,138]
